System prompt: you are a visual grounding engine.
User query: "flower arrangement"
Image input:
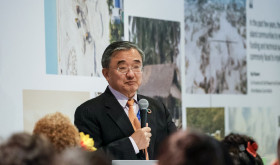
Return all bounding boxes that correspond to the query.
[79,132,97,151]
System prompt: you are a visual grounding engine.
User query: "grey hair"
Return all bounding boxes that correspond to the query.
[101,41,145,68]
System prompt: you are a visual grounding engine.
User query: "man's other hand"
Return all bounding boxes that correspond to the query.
[131,127,151,150]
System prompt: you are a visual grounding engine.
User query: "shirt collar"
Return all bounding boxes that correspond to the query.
[108,86,138,108]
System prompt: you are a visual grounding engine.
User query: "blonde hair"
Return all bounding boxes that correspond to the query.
[33,112,80,153]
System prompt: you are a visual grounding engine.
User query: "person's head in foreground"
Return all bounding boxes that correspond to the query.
[33,112,80,153]
[55,147,111,165]
[157,129,233,165]
[0,132,55,165]
[222,133,263,165]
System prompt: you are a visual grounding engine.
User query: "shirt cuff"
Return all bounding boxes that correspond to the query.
[129,136,139,154]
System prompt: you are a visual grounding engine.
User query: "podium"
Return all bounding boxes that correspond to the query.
[113,160,158,165]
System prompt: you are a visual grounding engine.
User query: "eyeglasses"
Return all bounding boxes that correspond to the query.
[111,65,143,74]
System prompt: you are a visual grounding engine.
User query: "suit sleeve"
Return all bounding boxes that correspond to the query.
[74,105,140,160]
[162,103,177,134]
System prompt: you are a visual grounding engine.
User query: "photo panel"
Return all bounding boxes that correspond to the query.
[228,107,278,162]
[184,0,247,94]
[128,16,182,128]
[186,107,225,140]
[23,89,90,133]
[45,0,124,76]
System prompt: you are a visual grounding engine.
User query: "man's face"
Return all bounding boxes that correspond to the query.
[102,48,143,98]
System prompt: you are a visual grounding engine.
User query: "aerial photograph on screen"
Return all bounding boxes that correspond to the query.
[184,0,247,94]
[128,16,182,128]
[55,0,123,76]
[187,107,225,140]
[228,107,278,162]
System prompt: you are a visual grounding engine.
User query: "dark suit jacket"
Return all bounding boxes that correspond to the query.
[74,87,176,160]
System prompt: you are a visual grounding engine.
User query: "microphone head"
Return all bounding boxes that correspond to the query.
[139,99,149,110]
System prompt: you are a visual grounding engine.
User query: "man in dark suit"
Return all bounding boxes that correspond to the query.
[74,41,176,160]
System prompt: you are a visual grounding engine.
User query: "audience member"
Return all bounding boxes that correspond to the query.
[0,132,55,165]
[55,147,111,165]
[33,112,80,153]
[222,133,263,165]
[157,129,233,165]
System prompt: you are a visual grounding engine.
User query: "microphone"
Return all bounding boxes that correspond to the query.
[139,99,149,128]
[139,99,150,160]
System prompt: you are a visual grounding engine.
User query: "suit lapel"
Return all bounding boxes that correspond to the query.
[104,87,135,137]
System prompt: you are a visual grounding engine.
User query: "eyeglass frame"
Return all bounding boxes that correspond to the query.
[109,65,143,74]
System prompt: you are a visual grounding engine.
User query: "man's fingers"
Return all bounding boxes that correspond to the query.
[142,127,151,132]
[144,131,152,138]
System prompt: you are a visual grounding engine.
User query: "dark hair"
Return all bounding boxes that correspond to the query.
[222,133,263,165]
[101,41,145,68]
[0,132,55,165]
[55,147,111,165]
[157,129,233,165]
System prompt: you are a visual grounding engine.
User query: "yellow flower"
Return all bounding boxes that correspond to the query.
[80,132,97,151]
